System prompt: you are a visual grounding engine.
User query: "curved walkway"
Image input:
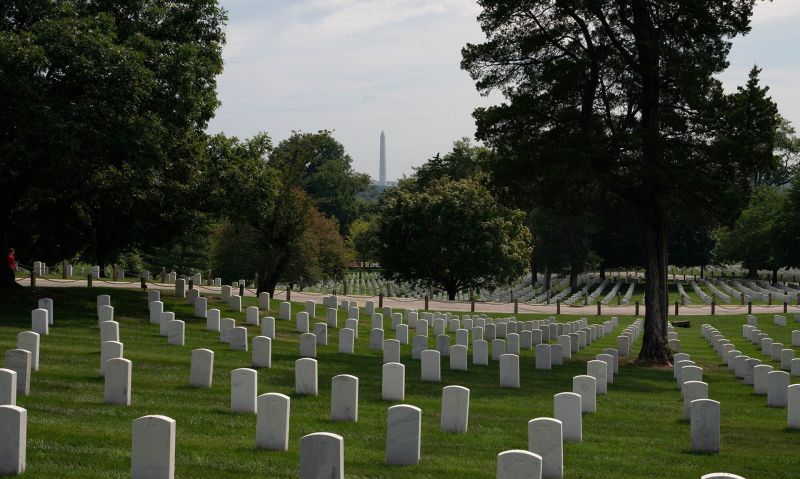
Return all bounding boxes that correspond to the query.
[18,277,800,317]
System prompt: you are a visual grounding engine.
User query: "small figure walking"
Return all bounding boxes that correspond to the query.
[7,248,19,287]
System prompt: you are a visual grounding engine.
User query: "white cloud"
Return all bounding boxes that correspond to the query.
[751,0,800,24]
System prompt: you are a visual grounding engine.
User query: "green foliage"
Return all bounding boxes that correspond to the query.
[347,217,380,265]
[713,186,786,274]
[412,138,491,191]
[0,0,226,282]
[376,177,531,300]
[271,131,372,232]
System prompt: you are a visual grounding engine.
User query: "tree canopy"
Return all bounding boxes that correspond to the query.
[376,177,531,300]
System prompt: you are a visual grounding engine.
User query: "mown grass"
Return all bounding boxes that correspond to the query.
[0,287,798,478]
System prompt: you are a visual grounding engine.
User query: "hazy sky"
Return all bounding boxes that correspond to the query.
[207,0,800,182]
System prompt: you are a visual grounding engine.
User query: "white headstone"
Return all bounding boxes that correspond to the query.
[189,349,213,388]
[0,405,26,475]
[572,375,597,413]
[690,399,720,453]
[527,417,562,479]
[150,301,164,325]
[104,357,132,405]
[0,369,16,406]
[536,344,551,370]
[440,385,469,433]
[449,344,468,371]
[219,318,235,343]
[554,392,582,443]
[421,349,441,382]
[386,404,421,465]
[16,332,39,372]
[767,370,790,407]
[231,368,257,413]
[382,362,405,401]
[682,380,708,420]
[98,305,114,325]
[207,308,221,332]
[300,432,344,479]
[160,312,174,337]
[339,328,355,354]
[300,333,317,358]
[100,340,123,377]
[167,320,185,346]
[586,360,608,395]
[496,450,542,479]
[279,302,291,320]
[131,415,175,479]
[383,339,401,364]
[252,336,272,368]
[246,306,260,326]
[256,393,290,450]
[258,292,271,310]
[38,298,53,325]
[500,354,520,388]
[295,358,318,396]
[331,375,358,422]
[473,339,489,365]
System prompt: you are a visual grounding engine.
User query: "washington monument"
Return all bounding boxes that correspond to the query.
[379,130,386,186]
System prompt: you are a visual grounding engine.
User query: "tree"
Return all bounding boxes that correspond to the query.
[348,216,380,272]
[0,0,225,284]
[462,0,772,363]
[376,177,531,300]
[714,186,787,282]
[271,130,371,233]
[412,138,491,190]
[210,208,348,289]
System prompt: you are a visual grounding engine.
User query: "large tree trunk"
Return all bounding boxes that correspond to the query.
[744,262,758,279]
[772,267,778,285]
[530,258,538,286]
[543,267,552,293]
[599,266,606,280]
[569,264,580,291]
[638,206,670,364]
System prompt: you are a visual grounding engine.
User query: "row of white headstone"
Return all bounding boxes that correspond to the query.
[0,297,55,475]
[701,321,799,430]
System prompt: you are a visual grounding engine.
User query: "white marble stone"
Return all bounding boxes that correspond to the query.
[313,322,328,345]
[100,340,123,377]
[229,295,242,312]
[383,339,401,364]
[527,417,562,479]
[386,404,421,465]
[449,344,468,371]
[339,328,355,354]
[767,370,790,407]
[194,296,207,319]
[148,300,164,325]
[371,313,384,330]
[254,292,269,310]
[38,298,53,326]
[421,349,441,382]
[167,320,185,346]
[550,344,563,366]
[496,449,542,479]
[682,380,708,420]
[691,399,720,453]
[603,348,619,373]
[436,334,451,357]
[256,393,291,450]
[97,294,111,316]
[16,332,39,372]
[500,354,520,389]
[554,392,582,443]
[781,349,795,371]
[700,474,746,479]
[300,333,317,358]
[104,357,132,405]
[370,328,385,351]
[473,339,489,365]
[0,405,26,475]
[344,318,359,338]
[261,316,275,339]
[440,385,470,433]
[535,344,551,370]
[219,318,235,343]
[187,288,199,306]
[557,335,572,360]
[304,300,316,318]
[396,324,409,344]
[300,432,344,479]
[296,311,310,333]
[587,360,608,395]
[788,384,800,430]
[382,362,405,401]
[204,308,220,332]
[596,353,614,384]
[231,368,257,413]
[131,415,175,479]
[331,375,358,422]
[252,336,272,368]
[221,285,231,302]
[680,365,704,392]
[160,312,174,337]
[572,375,597,413]
[753,364,773,395]
[326,308,338,329]
[279,302,291,320]
[0,369,16,406]
[617,335,630,357]
[492,339,507,361]
[98,305,114,325]
[245,306,259,326]
[189,349,213,388]
[295,358,318,396]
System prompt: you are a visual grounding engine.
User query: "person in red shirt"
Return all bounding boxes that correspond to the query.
[7,248,18,285]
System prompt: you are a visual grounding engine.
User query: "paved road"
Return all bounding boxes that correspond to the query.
[19,277,800,317]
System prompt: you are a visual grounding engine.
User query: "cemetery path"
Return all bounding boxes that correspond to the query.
[20,277,800,317]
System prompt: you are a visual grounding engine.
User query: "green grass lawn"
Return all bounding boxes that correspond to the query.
[1,287,798,478]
